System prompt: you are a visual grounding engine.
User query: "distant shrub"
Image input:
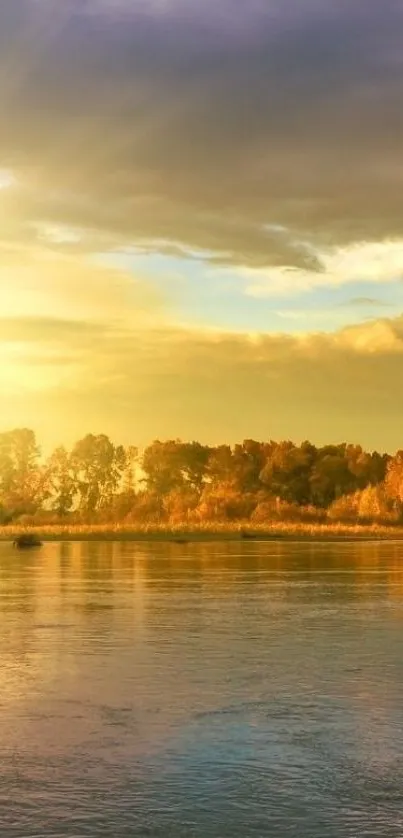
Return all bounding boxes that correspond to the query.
[196,483,256,521]
[252,498,325,523]
[328,486,399,524]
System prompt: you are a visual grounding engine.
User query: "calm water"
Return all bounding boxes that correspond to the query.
[1,540,403,837]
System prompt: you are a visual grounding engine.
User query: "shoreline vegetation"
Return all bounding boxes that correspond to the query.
[2,430,403,540]
[2,522,403,543]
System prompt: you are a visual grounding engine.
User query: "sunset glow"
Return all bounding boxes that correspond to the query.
[0,0,403,449]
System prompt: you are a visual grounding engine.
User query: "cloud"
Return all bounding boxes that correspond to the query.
[1,1,403,451]
[0,246,165,323]
[1,311,403,450]
[343,297,391,308]
[0,0,403,269]
[237,240,403,297]
[0,315,106,344]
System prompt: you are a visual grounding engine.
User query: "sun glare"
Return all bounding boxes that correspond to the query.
[0,342,77,394]
[0,169,16,190]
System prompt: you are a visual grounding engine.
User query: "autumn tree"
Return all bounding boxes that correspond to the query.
[0,426,395,525]
[345,445,388,488]
[142,440,186,497]
[142,440,210,497]
[205,445,234,486]
[197,482,255,521]
[260,441,316,505]
[309,446,354,507]
[44,446,76,517]
[108,445,138,520]
[232,439,271,494]
[0,429,42,518]
[70,434,126,517]
[384,451,403,513]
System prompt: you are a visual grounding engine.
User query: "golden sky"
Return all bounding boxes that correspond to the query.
[1,0,403,451]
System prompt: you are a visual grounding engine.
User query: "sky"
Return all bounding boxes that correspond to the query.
[1,0,403,451]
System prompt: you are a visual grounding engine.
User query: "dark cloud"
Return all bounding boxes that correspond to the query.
[1,0,403,265]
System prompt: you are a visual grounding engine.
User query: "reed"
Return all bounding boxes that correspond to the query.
[1,520,403,542]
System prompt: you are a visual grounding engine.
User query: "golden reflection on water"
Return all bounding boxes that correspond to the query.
[3,538,403,607]
[1,538,403,703]
[1,540,403,836]
[1,539,403,711]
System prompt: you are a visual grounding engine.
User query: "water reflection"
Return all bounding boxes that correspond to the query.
[0,540,403,836]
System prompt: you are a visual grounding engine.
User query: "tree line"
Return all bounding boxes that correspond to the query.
[1,429,403,526]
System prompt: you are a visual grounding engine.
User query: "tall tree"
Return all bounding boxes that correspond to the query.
[109,445,138,520]
[142,440,210,497]
[232,439,270,494]
[70,434,126,516]
[205,445,234,486]
[310,448,352,507]
[0,429,41,516]
[44,446,76,516]
[260,441,316,505]
[385,451,403,508]
[142,440,186,497]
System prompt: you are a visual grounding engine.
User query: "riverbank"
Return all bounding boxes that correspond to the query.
[1,522,403,542]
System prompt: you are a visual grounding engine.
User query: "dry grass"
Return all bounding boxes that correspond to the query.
[1,520,403,542]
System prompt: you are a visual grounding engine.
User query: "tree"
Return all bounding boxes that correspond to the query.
[384,451,403,512]
[0,426,397,526]
[309,446,353,507]
[142,440,210,497]
[163,487,200,523]
[328,485,393,523]
[0,429,42,517]
[109,446,138,521]
[232,439,270,494]
[142,440,186,497]
[260,440,316,505]
[197,482,255,521]
[44,446,76,516]
[70,434,126,517]
[345,445,388,489]
[205,445,234,486]
[180,442,210,493]
[357,485,391,522]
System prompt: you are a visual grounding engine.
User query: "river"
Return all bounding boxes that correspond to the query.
[1,539,403,836]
